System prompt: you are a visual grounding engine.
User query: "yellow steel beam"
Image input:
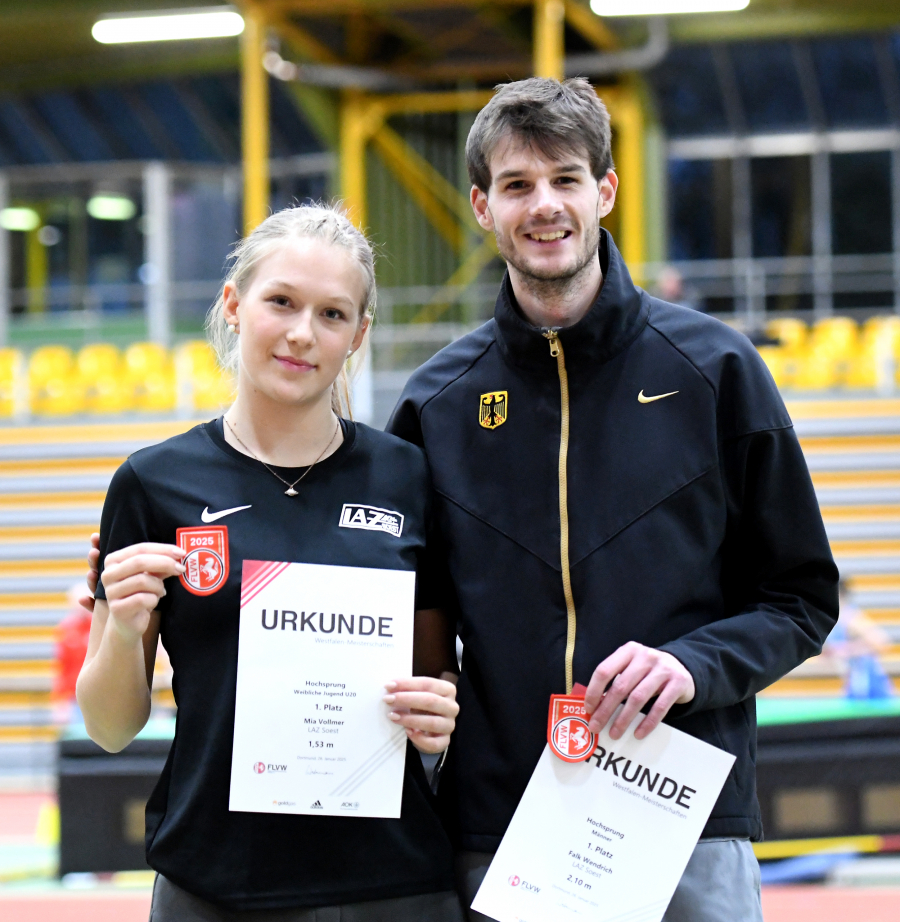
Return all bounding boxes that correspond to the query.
[601,84,646,277]
[340,91,379,228]
[260,0,530,11]
[563,0,618,51]
[372,130,464,252]
[241,3,270,233]
[271,15,342,64]
[412,240,500,324]
[533,0,565,80]
[26,220,47,314]
[373,89,494,118]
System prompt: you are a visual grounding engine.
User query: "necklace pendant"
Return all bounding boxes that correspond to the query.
[284,487,299,497]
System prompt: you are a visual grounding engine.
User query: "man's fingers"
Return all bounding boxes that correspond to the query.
[634,684,684,740]
[584,643,641,715]
[587,658,652,733]
[608,674,663,739]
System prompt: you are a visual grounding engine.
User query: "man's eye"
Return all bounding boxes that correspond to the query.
[556,176,577,185]
[506,181,528,191]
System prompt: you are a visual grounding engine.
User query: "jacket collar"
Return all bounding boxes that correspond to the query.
[493,229,649,374]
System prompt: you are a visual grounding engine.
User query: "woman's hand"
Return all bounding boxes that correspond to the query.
[101,543,186,644]
[79,532,102,612]
[384,676,459,754]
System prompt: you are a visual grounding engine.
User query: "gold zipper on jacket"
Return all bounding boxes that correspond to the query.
[543,329,577,695]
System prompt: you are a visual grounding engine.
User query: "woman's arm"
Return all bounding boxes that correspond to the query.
[76,543,184,752]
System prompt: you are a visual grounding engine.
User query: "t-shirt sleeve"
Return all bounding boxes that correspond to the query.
[94,459,168,607]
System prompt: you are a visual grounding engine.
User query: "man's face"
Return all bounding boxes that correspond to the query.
[471,137,617,288]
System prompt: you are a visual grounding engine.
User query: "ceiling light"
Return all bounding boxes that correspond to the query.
[92,6,244,44]
[87,195,137,221]
[0,207,41,232]
[590,0,749,14]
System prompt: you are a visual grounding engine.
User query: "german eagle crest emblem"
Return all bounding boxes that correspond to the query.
[479,391,508,430]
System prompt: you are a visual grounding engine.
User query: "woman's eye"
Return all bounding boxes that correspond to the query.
[269,295,291,307]
[323,308,346,321]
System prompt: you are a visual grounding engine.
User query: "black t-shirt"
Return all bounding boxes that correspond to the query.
[95,418,455,910]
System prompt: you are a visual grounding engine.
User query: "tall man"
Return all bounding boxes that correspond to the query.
[386,78,838,921]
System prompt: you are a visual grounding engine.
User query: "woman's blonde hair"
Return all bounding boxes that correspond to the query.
[206,202,376,417]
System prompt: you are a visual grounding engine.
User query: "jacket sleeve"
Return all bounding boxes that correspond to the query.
[660,424,839,713]
[385,385,426,448]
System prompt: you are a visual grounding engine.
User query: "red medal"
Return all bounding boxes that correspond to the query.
[547,683,596,763]
[176,526,229,596]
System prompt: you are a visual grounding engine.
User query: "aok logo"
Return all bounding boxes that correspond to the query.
[340,801,360,810]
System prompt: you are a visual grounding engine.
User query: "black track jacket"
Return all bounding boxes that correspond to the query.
[387,230,839,849]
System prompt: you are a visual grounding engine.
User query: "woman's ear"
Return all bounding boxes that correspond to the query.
[223,281,240,329]
[350,313,371,354]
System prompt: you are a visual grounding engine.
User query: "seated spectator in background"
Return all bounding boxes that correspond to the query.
[653,265,700,312]
[825,580,893,699]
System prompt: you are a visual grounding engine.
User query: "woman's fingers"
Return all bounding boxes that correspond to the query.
[104,572,169,603]
[102,552,185,590]
[384,677,458,754]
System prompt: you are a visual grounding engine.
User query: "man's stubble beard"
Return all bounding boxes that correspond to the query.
[493,218,601,306]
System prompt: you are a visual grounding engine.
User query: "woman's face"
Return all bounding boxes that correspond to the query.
[223,238,369,410]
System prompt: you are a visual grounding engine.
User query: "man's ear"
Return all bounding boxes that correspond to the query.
[471,185,494,232]
[597,170,618,221]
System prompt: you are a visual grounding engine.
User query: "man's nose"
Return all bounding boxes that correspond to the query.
[530,179,563,218]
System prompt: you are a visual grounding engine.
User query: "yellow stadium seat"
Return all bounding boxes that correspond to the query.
[792,350,840,390]
[0,348,23,417]
[77,344,133,414]
[28,346,85,415]
[192,368,235,411]
[176,340,218,374]
[810,317,858,356]
[77,343,121,378]
[765,318,807,353]
[756,347,788,388]
[124,342,170,377]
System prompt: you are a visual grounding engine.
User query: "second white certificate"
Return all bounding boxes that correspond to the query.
[228,560,415,819]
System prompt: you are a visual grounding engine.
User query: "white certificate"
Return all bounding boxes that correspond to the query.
[472,712,736,922]
[228,560,415,818]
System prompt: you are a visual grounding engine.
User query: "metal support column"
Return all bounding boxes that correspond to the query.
[0,173,8,347]
[611,85,647,275]
[534,0,565,80]
[812,148,833,317]
[143,162,172,346]
[340,91,374,228]
[731,156,752,317]
[242,4,270,233]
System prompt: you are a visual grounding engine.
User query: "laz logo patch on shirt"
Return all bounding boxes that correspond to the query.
[176,526,229,596]
[339,504,404,538]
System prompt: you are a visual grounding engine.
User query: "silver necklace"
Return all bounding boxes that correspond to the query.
[224,416,340,496]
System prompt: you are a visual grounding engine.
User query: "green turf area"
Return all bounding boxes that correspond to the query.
[757,697,900,726]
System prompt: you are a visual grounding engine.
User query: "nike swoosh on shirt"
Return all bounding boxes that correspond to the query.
[637,389,679,404]
[201,505,252,523]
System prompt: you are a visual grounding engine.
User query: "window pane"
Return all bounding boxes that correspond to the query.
[832,151,893,255]
[651,46,729,137]
[751,156,811,258]
[731,42,808,132]
[813,37,889,128]
[668,158,732,261]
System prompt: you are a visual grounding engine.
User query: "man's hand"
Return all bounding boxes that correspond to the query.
[583,642,695,741]
[384,676,459,754]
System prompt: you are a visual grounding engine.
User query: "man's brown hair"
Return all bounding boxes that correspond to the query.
[466,77,614,193]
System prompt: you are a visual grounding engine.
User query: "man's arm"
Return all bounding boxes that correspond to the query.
[586,425,838,738]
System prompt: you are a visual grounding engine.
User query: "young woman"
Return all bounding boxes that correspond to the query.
[76,205,463,921]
